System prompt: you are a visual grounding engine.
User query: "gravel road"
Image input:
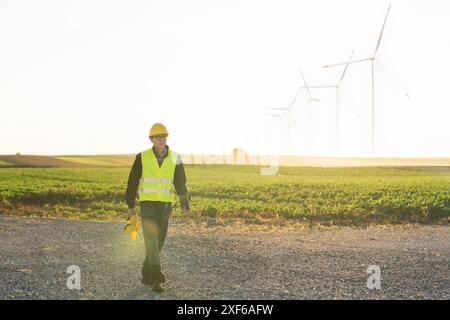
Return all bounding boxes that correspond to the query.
[0,215,449,300]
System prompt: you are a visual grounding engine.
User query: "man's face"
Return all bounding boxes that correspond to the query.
[150,134,168,150]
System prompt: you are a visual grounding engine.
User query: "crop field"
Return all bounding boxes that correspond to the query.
[0,165,449,225]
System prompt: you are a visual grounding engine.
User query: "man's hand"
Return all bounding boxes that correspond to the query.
[127,208,135,219]
[179,194,191,214]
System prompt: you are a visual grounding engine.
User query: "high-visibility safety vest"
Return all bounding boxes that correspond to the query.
[138,148,178,203]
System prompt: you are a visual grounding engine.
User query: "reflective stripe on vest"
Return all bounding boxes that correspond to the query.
[140,178,173,184]
[139,187,175,194]
[138,148,177,203]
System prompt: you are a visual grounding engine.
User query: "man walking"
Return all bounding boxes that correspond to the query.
[126,123,190,292]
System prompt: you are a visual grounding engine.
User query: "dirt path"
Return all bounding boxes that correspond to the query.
[0,215,448,300]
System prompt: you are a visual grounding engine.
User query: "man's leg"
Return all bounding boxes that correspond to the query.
[140,202,164,285]
[148,202,172,284]
[141,217,162,284]
[158,203,172,252]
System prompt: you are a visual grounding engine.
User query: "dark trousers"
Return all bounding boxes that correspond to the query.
[140,201,172,283]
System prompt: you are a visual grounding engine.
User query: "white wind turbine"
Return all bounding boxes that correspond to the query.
[267,67,324,155]
[267,62,359,155]
[266,106,290,147]
[287,50,355,155]
[266,93,302,151]
[265,108,288,154]
[266,67,312,154]
[322,4,409,156]
[299,67,321,154]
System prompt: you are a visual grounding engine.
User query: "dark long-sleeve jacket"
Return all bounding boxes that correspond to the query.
[126,145,189,209]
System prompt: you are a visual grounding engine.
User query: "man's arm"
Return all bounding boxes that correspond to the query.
[174,155,190,210]
[126,153,142,209]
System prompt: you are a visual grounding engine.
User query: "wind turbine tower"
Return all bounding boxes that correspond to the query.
[323,5,394,156]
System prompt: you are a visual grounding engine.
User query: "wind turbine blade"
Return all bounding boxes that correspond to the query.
[375,59,412,100]
[374,4,391,57]
[310,98,321,103]
[338,49,355,86]
[287,87,304,108]
[299,67,312,97]
[323,58,371,68]
[268,107,289,110]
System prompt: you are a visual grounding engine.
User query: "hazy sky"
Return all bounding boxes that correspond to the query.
[1,0,449,157]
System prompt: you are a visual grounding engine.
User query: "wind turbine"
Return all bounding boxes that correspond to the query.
[266,106,294,149]
[299,67,321,154]
[266,67,311,154]
[269,67,322,155]
[287,50,355,155]
[322,4,407,156]
[333,49,354,154]
[265,108,286,154]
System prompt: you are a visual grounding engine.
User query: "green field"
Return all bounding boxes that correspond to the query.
[0,165,449,225]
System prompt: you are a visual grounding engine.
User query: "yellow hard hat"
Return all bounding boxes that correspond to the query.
[149,123,169,137]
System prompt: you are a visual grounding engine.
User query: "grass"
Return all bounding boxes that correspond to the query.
[0,165,449,225]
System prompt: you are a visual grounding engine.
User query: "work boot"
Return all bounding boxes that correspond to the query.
[141,271,166,286]
[149,268,166,284]
[152,283,165,293]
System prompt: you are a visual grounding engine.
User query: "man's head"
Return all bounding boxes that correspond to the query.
[149,123,169,151]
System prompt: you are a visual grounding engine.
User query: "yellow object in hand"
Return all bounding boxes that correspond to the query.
[124,214,140,241]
